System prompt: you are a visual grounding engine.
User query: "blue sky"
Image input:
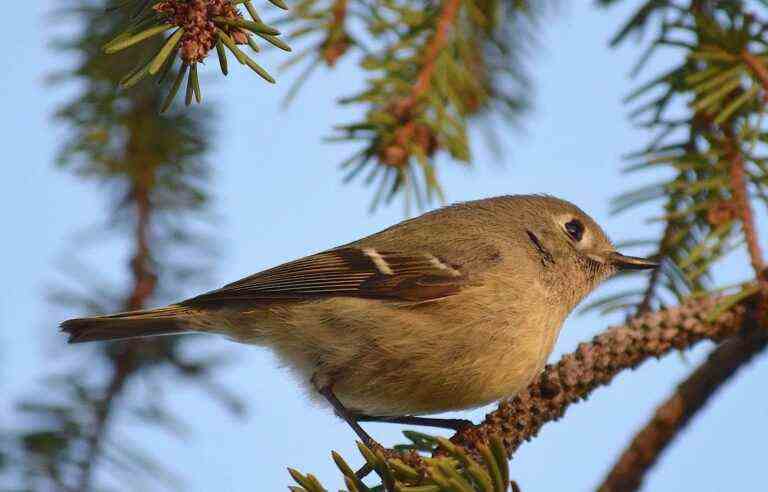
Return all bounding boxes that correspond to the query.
[2,1,767,491]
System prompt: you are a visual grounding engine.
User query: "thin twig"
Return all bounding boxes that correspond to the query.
[596,330,768,491]
[377,0,461,165]
[740,50,768,289]
[411,0,461,102]
[330,0,347,31]
[320,0,349,67]
[728,144,766,280]
[637,225,673,314]
[637,120,705,314]
[77,350,136,491]
[742,50,768,103]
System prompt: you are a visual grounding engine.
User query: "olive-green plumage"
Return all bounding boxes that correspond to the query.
[62,195,656,423]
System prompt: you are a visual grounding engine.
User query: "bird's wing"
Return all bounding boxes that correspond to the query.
[182,247,472,306]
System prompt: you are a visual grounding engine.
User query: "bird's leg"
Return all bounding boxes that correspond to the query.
[354,414,474,430]
[314,381,381,450]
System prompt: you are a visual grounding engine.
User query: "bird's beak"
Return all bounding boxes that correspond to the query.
[608,252,659,271]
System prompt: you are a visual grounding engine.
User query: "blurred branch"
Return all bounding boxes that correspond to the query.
[410,0,461,102]
[596,329,768,492]
[319,0,348,66]
[6,3,242,490]
[77,163,155,491]
[78,352,136,491]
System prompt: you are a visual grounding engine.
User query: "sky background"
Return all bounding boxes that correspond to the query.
[2,1,767,491]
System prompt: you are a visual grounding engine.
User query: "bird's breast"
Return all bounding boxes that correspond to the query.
[315,284,568,415]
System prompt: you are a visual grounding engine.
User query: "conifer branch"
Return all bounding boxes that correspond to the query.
[365,0,463,175]
[11,5,237,487]
[596,330,768,492]
[598,133,768,492]
[290,0,540,210]
[597,31,768,492]
[589,5,768,487]
[104,0,289,110]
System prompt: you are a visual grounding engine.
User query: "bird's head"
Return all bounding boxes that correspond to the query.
[508,195,658,305]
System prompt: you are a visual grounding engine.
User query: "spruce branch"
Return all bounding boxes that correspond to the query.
[591,5,768,490]
[591,1,768,311]
[596,329,768,492]
[104,0,290,110]
[280,0,542,210]
[597,130,768,492]
[289,434,518,491]
[529,113,767,488]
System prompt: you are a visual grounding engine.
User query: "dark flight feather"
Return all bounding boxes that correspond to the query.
[182,247,468,305]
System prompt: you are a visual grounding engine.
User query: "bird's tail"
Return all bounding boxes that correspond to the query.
[61,305,193,344]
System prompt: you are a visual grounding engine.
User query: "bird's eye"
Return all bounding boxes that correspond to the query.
[565,219,584,242]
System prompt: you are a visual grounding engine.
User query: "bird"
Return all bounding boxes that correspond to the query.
[61,194,657,446]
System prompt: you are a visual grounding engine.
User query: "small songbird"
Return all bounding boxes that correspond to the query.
[62,195,657,445]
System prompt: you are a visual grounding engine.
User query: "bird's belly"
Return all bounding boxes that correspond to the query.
[248,296,563,417]
[330,323,554,416]
[335,364,540,416]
